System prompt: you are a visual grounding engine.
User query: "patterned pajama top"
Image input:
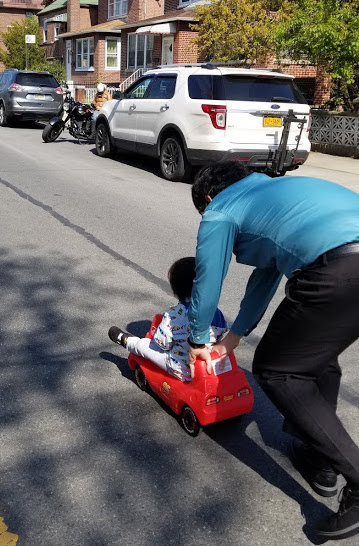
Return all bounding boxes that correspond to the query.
[153,300,227,381]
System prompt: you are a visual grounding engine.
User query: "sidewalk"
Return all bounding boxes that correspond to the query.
[307,151,359,175]
[291,151,359,192]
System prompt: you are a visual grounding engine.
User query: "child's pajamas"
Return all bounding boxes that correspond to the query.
[126,301,227,381]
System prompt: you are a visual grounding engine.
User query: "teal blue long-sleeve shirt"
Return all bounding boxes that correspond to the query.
[188,173,359,344]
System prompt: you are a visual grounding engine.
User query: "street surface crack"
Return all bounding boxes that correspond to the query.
[0,176,171,296]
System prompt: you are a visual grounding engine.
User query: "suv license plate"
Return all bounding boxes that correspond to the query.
[263,116,282,127]
[35,94,45,100]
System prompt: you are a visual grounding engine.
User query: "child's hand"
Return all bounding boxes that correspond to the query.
[188,346,212,378]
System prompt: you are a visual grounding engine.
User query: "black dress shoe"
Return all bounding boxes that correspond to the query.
[316,486,359,539]
[290,439,338,497]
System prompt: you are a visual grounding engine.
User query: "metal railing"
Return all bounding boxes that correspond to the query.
[82,68,146,103]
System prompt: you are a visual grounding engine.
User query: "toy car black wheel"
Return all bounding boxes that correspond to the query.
[134,365,150,392]
[180,405,202,437]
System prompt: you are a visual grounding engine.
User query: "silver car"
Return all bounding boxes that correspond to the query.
[0,69,63,126]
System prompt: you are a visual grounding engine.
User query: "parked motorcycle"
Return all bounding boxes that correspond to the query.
[42,89,94,143]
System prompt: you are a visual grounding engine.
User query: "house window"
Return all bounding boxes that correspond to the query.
[108,0,127,18]
[43,19,48,42]
[127,34,154,69]
[106,37,121,69]
[76,38,94,70]
[54,22,60,38]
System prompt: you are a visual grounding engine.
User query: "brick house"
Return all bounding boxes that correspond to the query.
[0,0,44,72]
[37,0,327,105]
[37,0,103,83]
[38,0,204,88]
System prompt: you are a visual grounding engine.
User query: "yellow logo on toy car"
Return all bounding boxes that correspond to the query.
[161,382,171,396]
[223,395,234,402]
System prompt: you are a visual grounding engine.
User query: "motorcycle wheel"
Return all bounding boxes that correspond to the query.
[42,122,64,143]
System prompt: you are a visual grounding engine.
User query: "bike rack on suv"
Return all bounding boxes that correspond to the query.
[269,109,308,176]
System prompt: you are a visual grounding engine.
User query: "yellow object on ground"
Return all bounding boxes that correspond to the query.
[0,517,18,545]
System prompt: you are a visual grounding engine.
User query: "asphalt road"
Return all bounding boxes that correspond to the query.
[0,123,358,546]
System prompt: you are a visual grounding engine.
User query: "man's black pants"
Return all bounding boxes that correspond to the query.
[253,251,359,485]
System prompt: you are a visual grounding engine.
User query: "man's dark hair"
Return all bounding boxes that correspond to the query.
[192,161,252,214]
[168,257,196,302]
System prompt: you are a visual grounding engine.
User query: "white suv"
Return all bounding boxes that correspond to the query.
[95,64,311,181]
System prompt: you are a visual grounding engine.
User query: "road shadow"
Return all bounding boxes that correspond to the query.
[0,245,344,546]
[88,146,162,177]
[88,146,198,183]
[101,317,333,544]
[205,373,333,544]
[0,248,239,545]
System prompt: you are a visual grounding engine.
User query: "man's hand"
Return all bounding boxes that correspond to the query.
[213,330,242,369]
[188,346,212,378]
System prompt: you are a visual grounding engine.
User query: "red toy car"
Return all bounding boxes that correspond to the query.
[128,314,254,436]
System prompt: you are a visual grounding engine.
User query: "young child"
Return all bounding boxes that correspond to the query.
[108,257,228,381]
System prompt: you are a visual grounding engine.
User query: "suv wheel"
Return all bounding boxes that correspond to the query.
[160,137,191,182]
[0,104,7,127]
[96,122,114,157]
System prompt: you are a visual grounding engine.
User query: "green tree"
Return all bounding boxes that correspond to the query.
[274,0,359,84]
[0,15,66,84]
[36,59,67,85]
[191,0,277,64]
[0,16,44,69]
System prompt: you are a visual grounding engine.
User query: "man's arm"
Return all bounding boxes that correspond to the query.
[231,266,282,337]
[188,211,236,345]
[188,330,241,377]
[188,211,236,376]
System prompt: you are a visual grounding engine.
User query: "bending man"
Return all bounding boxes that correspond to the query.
[187,160,359,540]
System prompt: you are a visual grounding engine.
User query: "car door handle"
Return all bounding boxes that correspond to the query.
[129,104,136,111]
[160,104,169,111]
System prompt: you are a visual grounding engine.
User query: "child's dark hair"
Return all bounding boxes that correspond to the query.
[168,257,196,302]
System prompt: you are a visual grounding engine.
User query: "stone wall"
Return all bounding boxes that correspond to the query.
[310,111,359,159]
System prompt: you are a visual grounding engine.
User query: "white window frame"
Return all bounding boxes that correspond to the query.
[108,0,128,19]
[76,37,94,71]
[105,37,121,70]
[54,22,60,38]
[43,18,48,42]
[127,33,154,70]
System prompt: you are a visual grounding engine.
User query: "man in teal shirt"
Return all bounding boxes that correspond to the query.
[187,161,359,540]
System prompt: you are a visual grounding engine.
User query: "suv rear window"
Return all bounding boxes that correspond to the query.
[188,75,307,104]
[15,73,59,88]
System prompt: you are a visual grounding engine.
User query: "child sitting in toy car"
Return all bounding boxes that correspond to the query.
[108,257,228,381]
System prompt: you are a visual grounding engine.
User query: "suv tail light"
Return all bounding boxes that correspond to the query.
[306,110,312,132]
[202,104,227,130]
[8,83,23,91]
[54,87,64,95]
